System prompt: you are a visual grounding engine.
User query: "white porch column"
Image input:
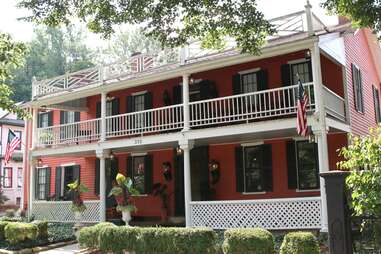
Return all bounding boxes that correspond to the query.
[31,108,38,150]
[28,156,35,220]
[100,91,107,142]
[311,42,329,232]
[182,74,190,131]
[96,148,109,222]
[179,138,194,227]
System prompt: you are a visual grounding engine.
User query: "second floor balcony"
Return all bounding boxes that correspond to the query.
[35,82,345,148]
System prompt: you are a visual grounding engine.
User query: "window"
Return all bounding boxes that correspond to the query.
[17,167,22,188]
[39,112,49,128]
[132,156,145,194]
[373,85,381,123]
[16,197,21,206]
[106,101,113,116]
[62,111,76,124]
[2,167,12,188]
[352,64,364,112]
[296,141,319,190]
[37,168,47,200]
[13,131,22,150]
[291,61,312,85]
[133,94,146,128]
[241,72,258,94]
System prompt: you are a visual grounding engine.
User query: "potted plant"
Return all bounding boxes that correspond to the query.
[152,183,170,222]
[67,180,89,222]
[109,173,139,225]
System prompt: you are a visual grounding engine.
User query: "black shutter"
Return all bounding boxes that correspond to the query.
[126,96,134,113]
[307,60,313,82]
[232,74,241,94]
[45,168,51,200]
[111,158,119,181]
[37,113,42,128]
[47,111,53,126]
[73,165,80,183]
[95,159,100,195]
[60,111,65,124]
[55,167,62,200]
[257,70,268,91]
[144,154,153,194]
[286,140,297,189]
[127,156,133,178]
[235,146,244,193]
[262,144,273,192]
[173,85,183,104]
[96,102,101,118]
[35,168,39,199]
[112,98,120,115]
[359,70,364,112]
[144,92,153,110]
[74,112,80,122]
[281,64,291,86]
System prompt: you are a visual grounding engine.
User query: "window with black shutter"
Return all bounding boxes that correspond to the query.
[352,64,364,113]
[373,85,381,123]
[128,154,153,194]
[38,112,51,128]
[126,92,153,129]
[236,144,273,193]
[290,60,313,85]
[36,167,51,200]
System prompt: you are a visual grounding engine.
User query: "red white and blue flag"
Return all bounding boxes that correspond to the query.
[296,77,309,136]
[4,130,21,165]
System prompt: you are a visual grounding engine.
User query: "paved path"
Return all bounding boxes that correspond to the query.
[39,244,80,254]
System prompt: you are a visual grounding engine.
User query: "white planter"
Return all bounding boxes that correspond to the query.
[122,211,132,225]
[74,211,82,221]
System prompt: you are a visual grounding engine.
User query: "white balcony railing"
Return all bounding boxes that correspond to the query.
[190,83,314,127]
[190,197,322,230]
[32,200,100,222]
[36,83,345,148]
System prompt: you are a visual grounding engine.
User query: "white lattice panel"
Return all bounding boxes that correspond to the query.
[32,201,100,223]
[190,197,321,230]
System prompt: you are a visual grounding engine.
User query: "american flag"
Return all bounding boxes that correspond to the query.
[4,130,21,164]
[296,77,309,136]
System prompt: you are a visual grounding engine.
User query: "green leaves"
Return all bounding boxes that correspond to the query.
[18,0,275,55]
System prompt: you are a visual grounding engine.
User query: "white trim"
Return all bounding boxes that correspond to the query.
[287,58,310,65]
[130,152,148,157]
[292,136,308,141]
[36,165,49,169]
[190,196,321,205]
[296,189,320,193]
[238,68,261,75]
[60,162,76,167]
[242,191,266,195]
[241,141,264,147]
[131,90,147,96]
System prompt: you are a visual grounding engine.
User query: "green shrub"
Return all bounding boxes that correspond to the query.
[99,226,140,254]
[78,222,116,249]
[4,209,15,217]
[279,232,320,254]
[4,222,38,244]
[222,228,274,254]
[32,220,48,239]
[0,221,9,240]
[0,216,22,222]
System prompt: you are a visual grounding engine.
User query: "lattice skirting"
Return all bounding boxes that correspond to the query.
[32,201,100,223]
[190,197,321,230]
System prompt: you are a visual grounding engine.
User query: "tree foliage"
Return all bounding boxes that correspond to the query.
[338,127,381,216]
[0,33,28,118]
[9,25,95,102]
[18,0,275,55]
[322,0,381,39]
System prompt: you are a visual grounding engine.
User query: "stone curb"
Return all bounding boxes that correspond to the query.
[0,240,77,254]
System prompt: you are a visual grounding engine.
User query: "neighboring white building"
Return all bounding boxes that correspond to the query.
[0,108,24,207]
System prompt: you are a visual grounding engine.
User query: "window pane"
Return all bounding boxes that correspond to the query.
[38,168,46,200]
[291,61,311,85]
[133,156,145,193]
[241,72,258,94]
[244,146,264,192]
[17,168,22,187]
[3,167,12,188]
[297,141,319,190]
[41,113,49,128]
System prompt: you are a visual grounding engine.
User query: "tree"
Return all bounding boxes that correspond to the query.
[322,0,380,39]
[9,25,95,102]
[338,127,381,217]
[18,0,275,55]
[0,33,28,118]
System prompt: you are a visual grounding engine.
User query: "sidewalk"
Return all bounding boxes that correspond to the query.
[39,244,80,254]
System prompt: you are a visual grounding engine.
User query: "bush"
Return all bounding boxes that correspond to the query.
[279,232,320,254]
[78,222,116,249]
[4,222,38,244]
[48,223,75,243]
[0,221,9,240]
[32,220,48,239]
[99,226,140,254]
[5,209,15,217]
[222,228,274,254]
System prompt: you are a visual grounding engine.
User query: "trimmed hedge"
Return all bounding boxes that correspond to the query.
[32,220,48,239]
[0,221,9,240]
[4,222,38,244]
[78,222,116,249]
[222,228,274,254]
[79,224,218,254]
[279,232,320,254]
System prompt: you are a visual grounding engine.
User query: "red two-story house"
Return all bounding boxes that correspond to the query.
[22,5,381,232]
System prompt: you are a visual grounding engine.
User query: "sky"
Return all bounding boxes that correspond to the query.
[0,0,339,47]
